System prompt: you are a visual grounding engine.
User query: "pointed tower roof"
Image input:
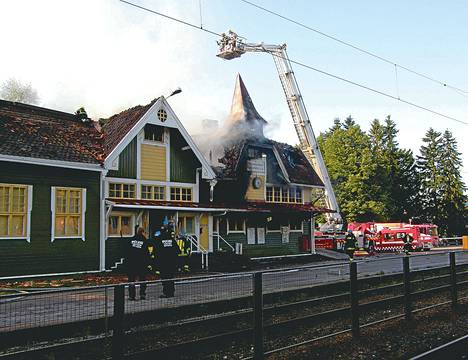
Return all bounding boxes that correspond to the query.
[227,74,267,128]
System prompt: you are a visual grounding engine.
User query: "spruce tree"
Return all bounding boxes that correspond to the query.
[319,118,387,222]
[417,128,443,226]
[439,130,467,234]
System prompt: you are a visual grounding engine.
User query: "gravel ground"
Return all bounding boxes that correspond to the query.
[268,301,467,360]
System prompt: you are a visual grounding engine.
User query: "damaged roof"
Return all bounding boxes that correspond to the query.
[100,98,157,156]
[216,138,324,186]
[0,100,104,164]
[212,74,323,187]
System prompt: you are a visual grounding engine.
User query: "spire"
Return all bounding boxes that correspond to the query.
[227,74,267,137]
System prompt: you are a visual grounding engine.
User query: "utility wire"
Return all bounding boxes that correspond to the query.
[119,0,468,126]
[271,53,468,126]
[239,0,468,97]
[120,0,219,35]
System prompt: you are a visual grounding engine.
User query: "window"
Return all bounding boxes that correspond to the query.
[228,218,245,234]
[109,183,136,199]
[157,108,168,122]
[141,185,165,200]
[170,187,192,202]
[144,124,164,142]
[290,218,303,232]
[108,213,134,237]
[52,187,86,240]
[178,216,195,234]
[0,184,31,239]
[266,186,303,204]
[266,217,281,232]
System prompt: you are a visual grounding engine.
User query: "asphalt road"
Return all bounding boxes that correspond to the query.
[0,250,466,333]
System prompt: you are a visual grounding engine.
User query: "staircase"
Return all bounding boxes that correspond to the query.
[213,232,235,252]
[186,234,210,270]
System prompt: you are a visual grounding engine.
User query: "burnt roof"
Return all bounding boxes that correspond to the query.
[216,138,324,186]
[0,100,104,164]
[101,99,157,156]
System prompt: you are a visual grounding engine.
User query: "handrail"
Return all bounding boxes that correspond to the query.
[213,232,235,252]
[186,234,209,269]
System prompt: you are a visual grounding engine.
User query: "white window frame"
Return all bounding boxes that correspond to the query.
[227,218,246,234]
[51,187,86,242]
[0,183,33,242]
[289,220,304,233]
[108,212,135,238]
[266,217,282,233]
[142,124,166,145]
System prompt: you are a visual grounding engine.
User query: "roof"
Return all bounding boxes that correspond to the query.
[216,137,323,186]
[100,99,157,156]
[108,198,332,214]
[227,74,267,127]
[0,100,104,164]
[209,74,324,187]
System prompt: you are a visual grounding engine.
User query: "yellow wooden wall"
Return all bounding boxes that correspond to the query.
[199,214,209,250]
[140,144,166,181]
[245,175,265,201]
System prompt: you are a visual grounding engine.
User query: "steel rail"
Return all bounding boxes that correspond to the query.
[410,334,468,359]
[242,296,468,359]
[2,278,465,359]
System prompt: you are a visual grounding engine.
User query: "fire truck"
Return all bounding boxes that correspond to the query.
[348,222,439,252]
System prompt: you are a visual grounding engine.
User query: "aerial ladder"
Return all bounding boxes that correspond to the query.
[217,31,342,230]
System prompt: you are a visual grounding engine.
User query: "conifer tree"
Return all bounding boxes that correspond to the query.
[438,130,467,234]
[417,128,443,226]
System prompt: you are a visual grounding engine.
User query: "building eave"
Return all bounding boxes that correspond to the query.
[0,154,104,172]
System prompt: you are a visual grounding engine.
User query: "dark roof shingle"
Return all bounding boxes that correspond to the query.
[101,99,157,156]
[0,100,104,164]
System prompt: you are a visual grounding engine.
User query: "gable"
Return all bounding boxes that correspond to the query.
[103,97,215,180]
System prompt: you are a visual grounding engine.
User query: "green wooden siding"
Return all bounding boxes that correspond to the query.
[108,137,137,179]
[0,161,101,277]
[170,129,199,183]
[218,217,311,257]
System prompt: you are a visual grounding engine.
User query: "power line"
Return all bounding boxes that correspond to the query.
[271,53,468,126]
[119,0,468,126]
[239,0,468,98]
[119,0,220,36]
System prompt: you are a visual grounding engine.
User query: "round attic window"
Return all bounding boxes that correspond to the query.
[157,108,167,122]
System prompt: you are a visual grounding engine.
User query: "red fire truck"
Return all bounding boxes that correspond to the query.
[347,222,439,252]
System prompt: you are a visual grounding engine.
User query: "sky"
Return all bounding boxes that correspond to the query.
[1,0,467,184]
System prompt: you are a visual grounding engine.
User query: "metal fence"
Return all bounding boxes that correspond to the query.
[0,250,467,359]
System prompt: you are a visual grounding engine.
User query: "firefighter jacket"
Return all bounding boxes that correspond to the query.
[154,232,181,273]
[345,233,357,250]
[125,234,152,273]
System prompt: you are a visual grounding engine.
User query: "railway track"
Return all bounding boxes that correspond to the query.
[1,261,467,359]
[410,334,468,360]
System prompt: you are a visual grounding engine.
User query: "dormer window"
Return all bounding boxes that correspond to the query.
[144,124,164,142]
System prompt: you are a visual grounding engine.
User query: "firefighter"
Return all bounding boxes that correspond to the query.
[345,230,357,260]
[177,235,192,272]
[154,221,181,298]
[125,227,152,301]
[404,233,413,255]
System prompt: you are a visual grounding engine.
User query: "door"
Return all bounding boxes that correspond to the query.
[199,214,209,250]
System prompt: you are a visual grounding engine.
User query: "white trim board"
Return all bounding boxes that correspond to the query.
[0,154,103,172]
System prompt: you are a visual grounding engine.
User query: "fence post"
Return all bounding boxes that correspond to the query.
[349,261,359,338]
[112,285,125,360]
[403,256,412,321]
[253,272,264,360]
[449,252,458,308]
